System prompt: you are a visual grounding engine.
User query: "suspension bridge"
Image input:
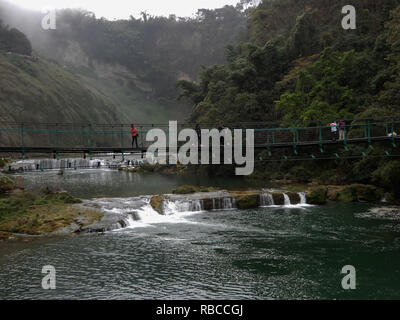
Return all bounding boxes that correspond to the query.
[0,118,399,161]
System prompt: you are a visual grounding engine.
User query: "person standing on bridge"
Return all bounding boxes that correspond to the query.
[330,120,338,141]
[339,120,346,141]
[130,124,139,149]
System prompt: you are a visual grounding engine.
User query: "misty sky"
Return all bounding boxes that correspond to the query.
[9,0,242,19]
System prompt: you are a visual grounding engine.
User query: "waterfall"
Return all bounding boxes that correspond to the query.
[163,199,204,215]
[212,197,237,210]
[283,194,291,206]
[13,158,108,171]
[260,193,274,206]
[299,192,307,204]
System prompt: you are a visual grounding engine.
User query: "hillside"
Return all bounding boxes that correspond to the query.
[0,0,248,124]
[179,0,400,124]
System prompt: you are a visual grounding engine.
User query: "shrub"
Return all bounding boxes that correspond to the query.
[0,175,15,194]
[372,161,400,195]
[306,187,327,205]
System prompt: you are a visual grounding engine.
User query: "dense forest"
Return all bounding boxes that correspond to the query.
[177,0,400,197]
[178,0,400,124]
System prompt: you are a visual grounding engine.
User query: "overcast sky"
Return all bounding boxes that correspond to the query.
[9,0,242,19]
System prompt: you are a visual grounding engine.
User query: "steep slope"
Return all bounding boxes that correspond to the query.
[0,0,248,124]
[0,51,119,124]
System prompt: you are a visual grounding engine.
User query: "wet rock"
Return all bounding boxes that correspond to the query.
[82,212,128,233]
[286,192,301,205]
[235,194,259,210]
[272,192,285,205]
[150,195,164,215]
[202,198,214,211]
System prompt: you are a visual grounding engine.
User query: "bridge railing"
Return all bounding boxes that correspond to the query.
[0,119,399,153]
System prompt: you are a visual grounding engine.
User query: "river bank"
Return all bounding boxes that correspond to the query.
[0,176,103,240]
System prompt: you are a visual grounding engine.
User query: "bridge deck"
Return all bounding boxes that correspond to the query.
[0,136,397,155]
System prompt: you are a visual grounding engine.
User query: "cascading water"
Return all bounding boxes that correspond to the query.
[260,193,274,206]
[283,194,291,206]
[212,197,237,210]
[299,192,307,205]
[163,199,204,215]
[12,158,108,171]
[83,190,311,232]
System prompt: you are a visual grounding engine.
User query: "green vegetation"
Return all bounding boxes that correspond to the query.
[0,20,31,55]
[0,175,14,193]
[172,185,217,195]
[331,184,383,202]
[235,193,259,209]
[306,187,328,205]
[0,158,11,168]
[177,0,400,195]
[0,0,249,124]
[0,51,120,125]
[0,192,102,235]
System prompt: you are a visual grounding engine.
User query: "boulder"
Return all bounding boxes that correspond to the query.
[150,195,164,215]
[172,185,197,195]
[235,194,259,210]
[272,192,285,205]
[286,192,301,205]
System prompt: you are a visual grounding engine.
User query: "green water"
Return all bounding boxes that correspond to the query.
[0,171,399,300]
[14,169,262,199]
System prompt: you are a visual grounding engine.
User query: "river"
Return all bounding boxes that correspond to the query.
[0,169,399,299]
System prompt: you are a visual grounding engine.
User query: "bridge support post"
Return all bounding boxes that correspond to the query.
[318,125,324,153]
[20,123,25,160]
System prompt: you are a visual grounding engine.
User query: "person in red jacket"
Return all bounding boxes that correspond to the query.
[130,124,139,149]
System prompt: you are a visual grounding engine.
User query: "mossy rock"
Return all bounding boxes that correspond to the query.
[172,185,197,195]
[150,196,164,215]
[333,184,383,203]
[386,193,399,204]
[198,186,217,193]
[124,167,142,173]
[272,192,285,205]
[43,193,82,204]
[0,175,15,193]
[286,192,301,205]
[236,194,259,210]
[306,187,327,205]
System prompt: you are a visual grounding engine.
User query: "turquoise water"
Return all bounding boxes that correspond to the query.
[0,171,399,299]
